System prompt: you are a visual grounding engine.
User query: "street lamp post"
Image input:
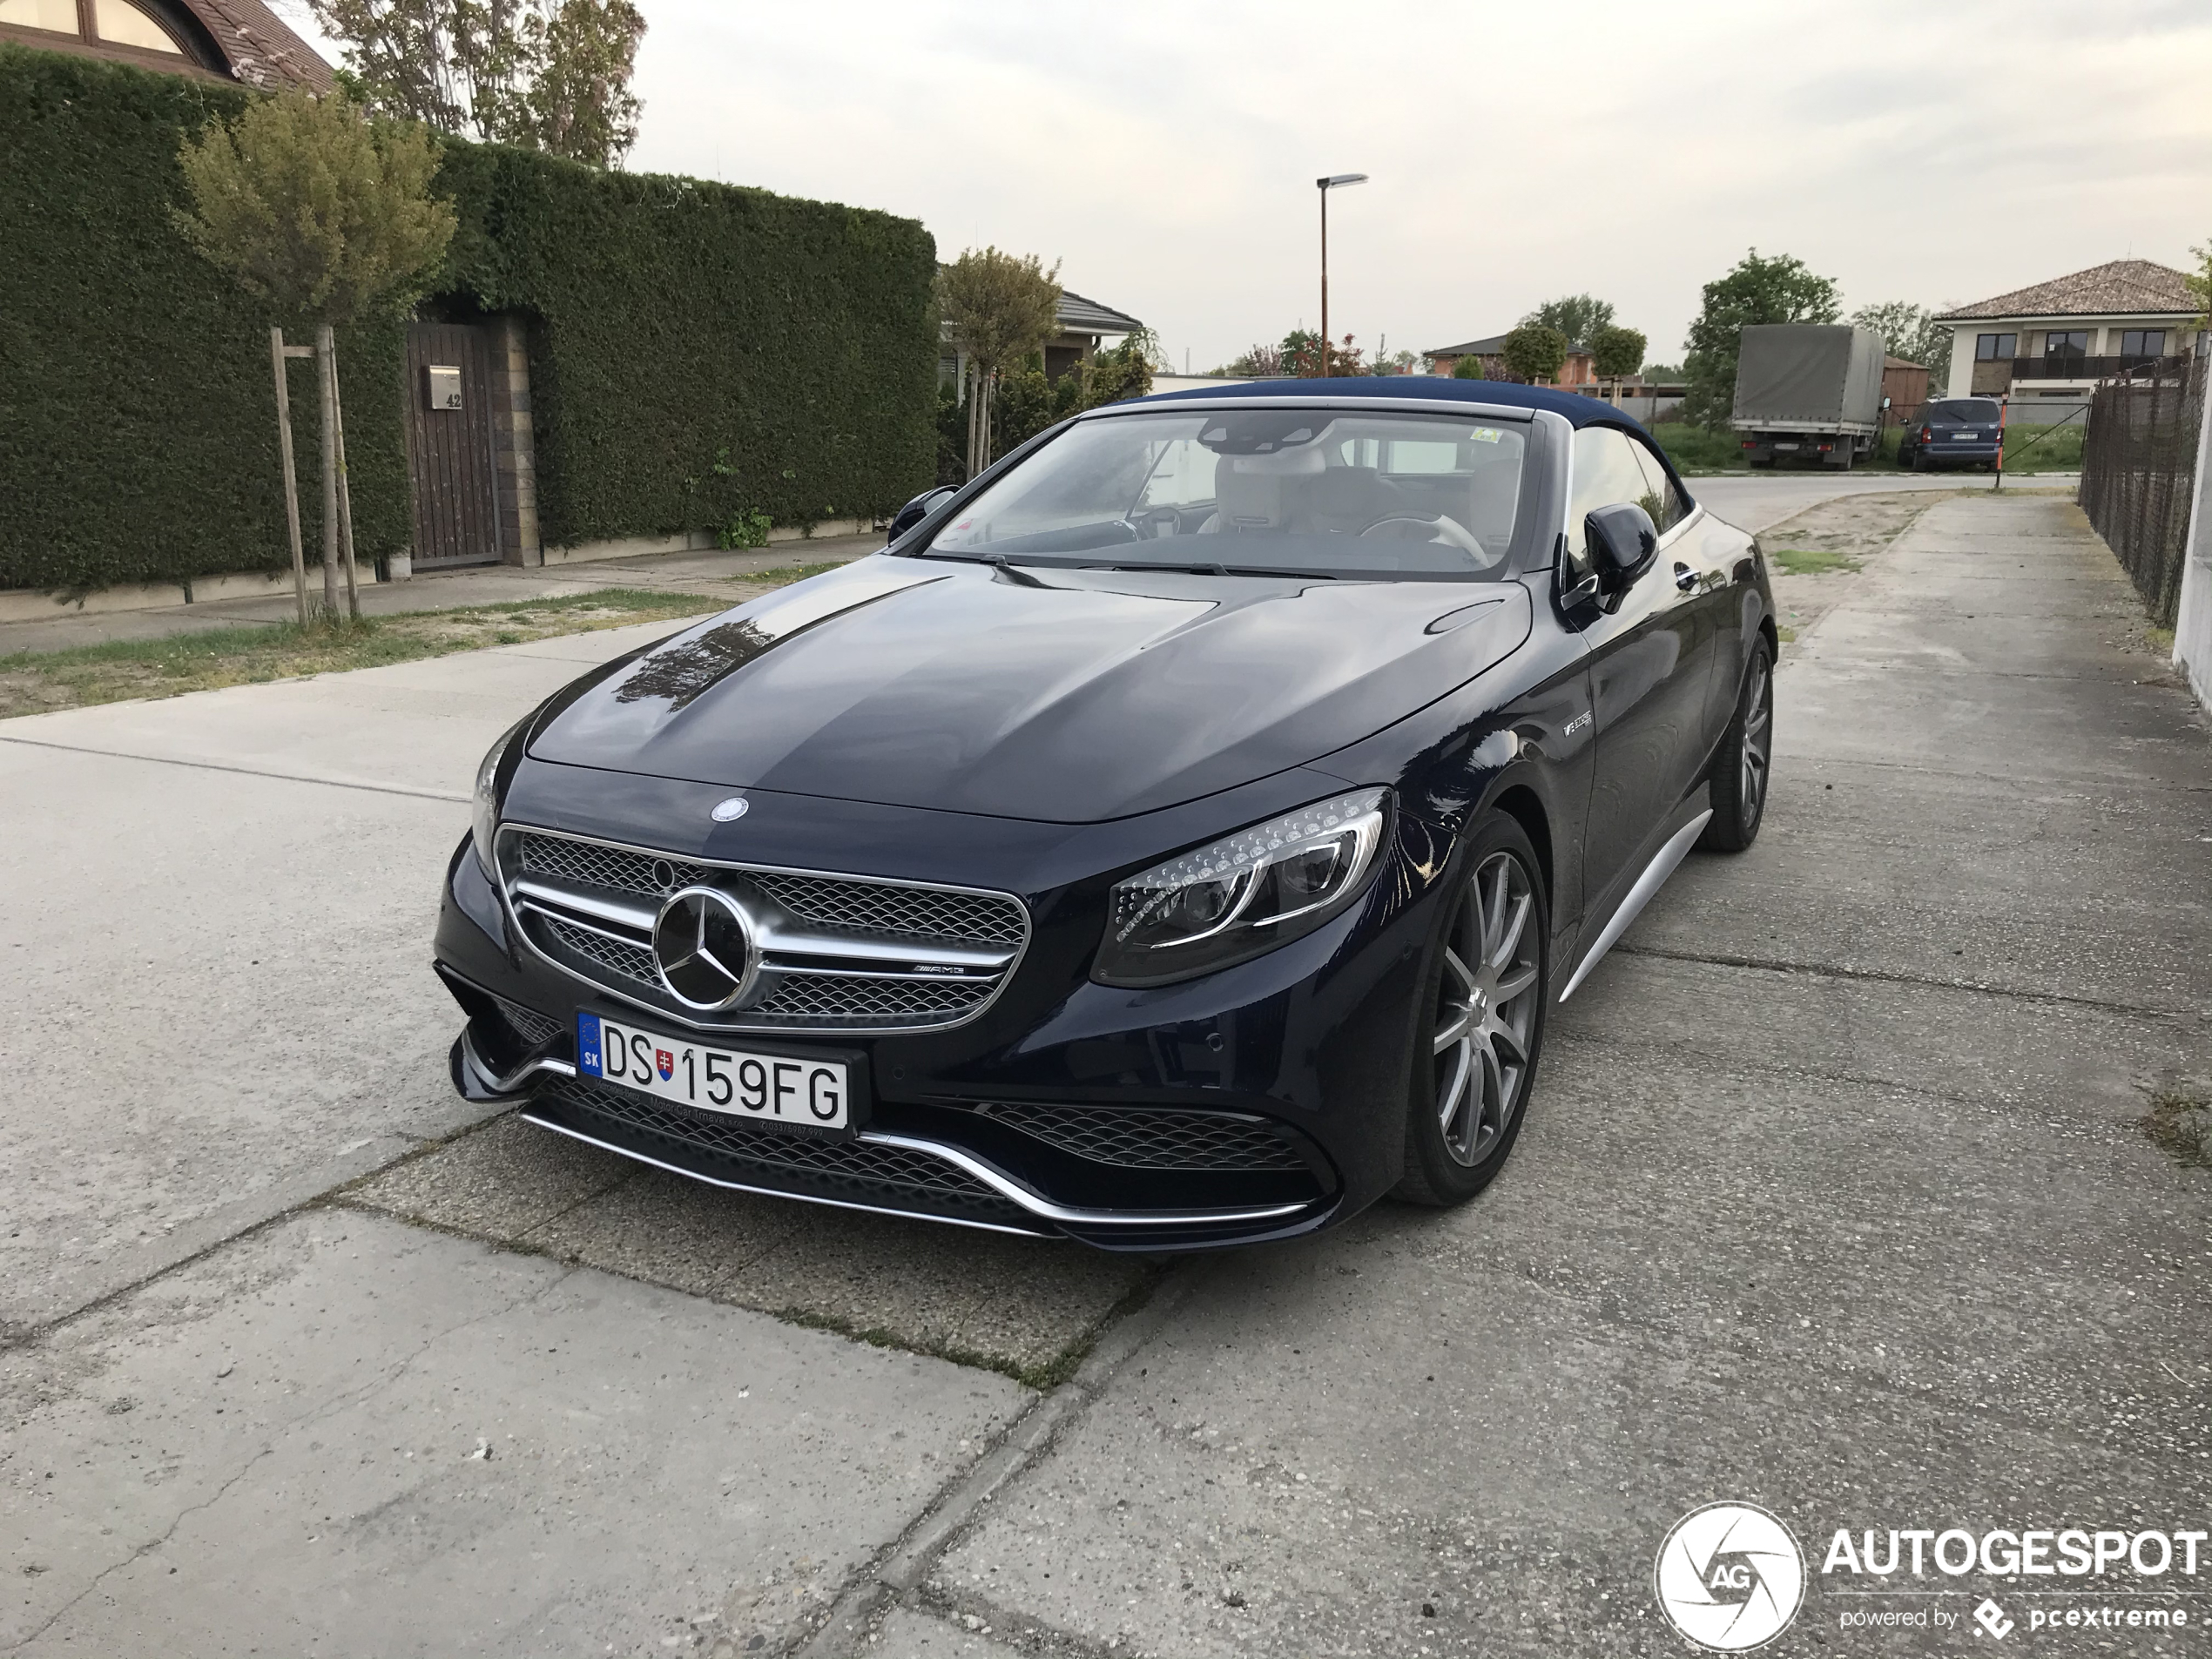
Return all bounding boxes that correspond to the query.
[1317,172,1367,378]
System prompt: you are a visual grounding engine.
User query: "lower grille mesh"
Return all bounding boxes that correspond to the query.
[543,1077,1028,1222]
[543,915,658,988]
[974,1103,1311,1171]
[754,973,995,1022]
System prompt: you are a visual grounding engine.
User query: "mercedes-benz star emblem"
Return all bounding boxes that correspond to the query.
[651,886,758,1010]
[711,797,750,823]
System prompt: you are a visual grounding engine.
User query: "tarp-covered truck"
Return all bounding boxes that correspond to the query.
[1731,324,1886,469]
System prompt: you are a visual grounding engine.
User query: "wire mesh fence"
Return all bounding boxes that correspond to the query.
[2077,355,2207,626]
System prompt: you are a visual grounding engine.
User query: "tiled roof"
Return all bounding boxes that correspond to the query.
[1426,333,1594,358]
[1935,260,2196,322]
[180,0,334,91]
[1056,290,1143,334]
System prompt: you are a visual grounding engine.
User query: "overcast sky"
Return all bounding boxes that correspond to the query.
[287,1,2212,370]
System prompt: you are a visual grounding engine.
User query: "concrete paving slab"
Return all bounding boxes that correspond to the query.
[870,1605,1030,1656]
[0,745,476,1332]
[0,619,693,1335]
[0,1207,1028,1658]
[931,1023,2210,1657]
[345,1117,1156,1382]
[0,616,693,798]
[1626,766,2212,1015]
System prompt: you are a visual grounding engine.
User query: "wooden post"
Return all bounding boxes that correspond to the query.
[315,323,341,619]
[269,327,309,627]
[330,339,361,620]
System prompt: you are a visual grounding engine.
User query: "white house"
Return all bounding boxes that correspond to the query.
[1935,260,2203,418]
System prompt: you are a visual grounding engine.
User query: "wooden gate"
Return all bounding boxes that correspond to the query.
[403,321,501,568]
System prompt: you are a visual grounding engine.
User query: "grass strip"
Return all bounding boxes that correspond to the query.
[1769,548,1863,577]
[0,585,762,719]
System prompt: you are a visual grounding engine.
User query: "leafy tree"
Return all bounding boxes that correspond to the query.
[1682,249,1840,430]
[311,0,646,168]
[1450,354,1488,381]
[1219,341,1285,377]
[1591,324,1647,382]
[1522,293,1614,347]
[1081,337,1155,404]
[1502,322,1569,385]
[935,247,1062,475]
[1851,300,1951,394]
[1285,330,1366,377]
[175,88,455,620]
[1372,347,1420,376]
[2182,239,2210,327]
[521,0,644,165]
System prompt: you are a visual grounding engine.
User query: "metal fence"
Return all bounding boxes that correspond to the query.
[2078,355,2207,625]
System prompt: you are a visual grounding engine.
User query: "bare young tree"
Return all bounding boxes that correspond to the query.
[935,248,1062,477]
[175,90,455,621]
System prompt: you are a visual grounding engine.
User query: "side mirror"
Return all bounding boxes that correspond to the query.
[1585,502,1658,598]
[888,486,956,543]
[1881,395,1892,410]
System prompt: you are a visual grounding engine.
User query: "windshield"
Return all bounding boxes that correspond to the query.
[923,408,1529,580]
[1931,400,2000,423]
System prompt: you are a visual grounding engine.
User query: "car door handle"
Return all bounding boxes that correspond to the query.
[1673,563,1696,593]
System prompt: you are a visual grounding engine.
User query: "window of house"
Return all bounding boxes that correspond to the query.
[0,0,83,32]
[1974,333,2018,361]
[2043,331,2089,360]
[2121,330,2168,358]
[93,0,181,49]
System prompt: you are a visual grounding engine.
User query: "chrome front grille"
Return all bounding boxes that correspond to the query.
[501,826,1029,1035]
[973,1103,1312,1172]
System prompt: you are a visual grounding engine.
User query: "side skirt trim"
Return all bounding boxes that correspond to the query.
[1556,808,1713,1002]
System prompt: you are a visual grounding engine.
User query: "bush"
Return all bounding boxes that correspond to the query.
[0,44,936,593]
[1651,424,1750,472]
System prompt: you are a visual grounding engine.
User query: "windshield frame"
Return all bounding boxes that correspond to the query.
[900,395,1563,584]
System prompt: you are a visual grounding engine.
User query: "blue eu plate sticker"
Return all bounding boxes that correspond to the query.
[577,1011,604,1077]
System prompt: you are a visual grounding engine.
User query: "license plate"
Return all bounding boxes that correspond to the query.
[1951,432,1979,441]
[1772,442,1800,451]
[577,1012,853,1132]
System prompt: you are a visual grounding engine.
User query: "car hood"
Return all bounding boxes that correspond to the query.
[529,556,1533,823]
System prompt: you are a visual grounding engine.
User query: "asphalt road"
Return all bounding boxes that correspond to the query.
[3,484,2204,1658]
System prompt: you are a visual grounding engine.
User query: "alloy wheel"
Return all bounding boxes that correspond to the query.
[1741,653,1772,827]
[1433,851,1541,1167]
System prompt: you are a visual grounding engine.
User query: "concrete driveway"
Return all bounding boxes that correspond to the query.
[3,482,2204,1657]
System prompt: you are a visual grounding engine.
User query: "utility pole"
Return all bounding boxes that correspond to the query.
[1317,173,1367,378]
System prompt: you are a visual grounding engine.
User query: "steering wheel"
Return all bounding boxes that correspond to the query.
[1359,513,1496,570]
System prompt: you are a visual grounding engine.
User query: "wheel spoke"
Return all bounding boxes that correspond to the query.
[1436,1039,1472,1137]
[1479,861,1507,960]
[1488,1015,1530,1067]
[1492,961,1540,1003]
[1442,945,1475,998]
[1475,1038,1505,1138]
[1490,890,1532,970]
[1433,1007,1474,1053]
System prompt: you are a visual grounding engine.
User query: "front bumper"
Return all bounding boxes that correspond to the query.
[432,767,1447,1251]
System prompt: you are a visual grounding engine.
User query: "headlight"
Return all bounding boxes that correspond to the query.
[471,716,530,874]
[1092,787,1390,988]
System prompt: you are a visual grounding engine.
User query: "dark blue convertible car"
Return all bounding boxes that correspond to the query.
[434,379,1776,1248]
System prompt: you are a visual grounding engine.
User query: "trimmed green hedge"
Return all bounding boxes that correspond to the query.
[0,44,935,594]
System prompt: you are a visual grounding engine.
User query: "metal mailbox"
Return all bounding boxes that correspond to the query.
[424,364,463,411]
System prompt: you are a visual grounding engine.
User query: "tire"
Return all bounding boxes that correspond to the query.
[1393,812,1549,1206]
[1700,637,1774,853]
[1912,450,1930,473]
